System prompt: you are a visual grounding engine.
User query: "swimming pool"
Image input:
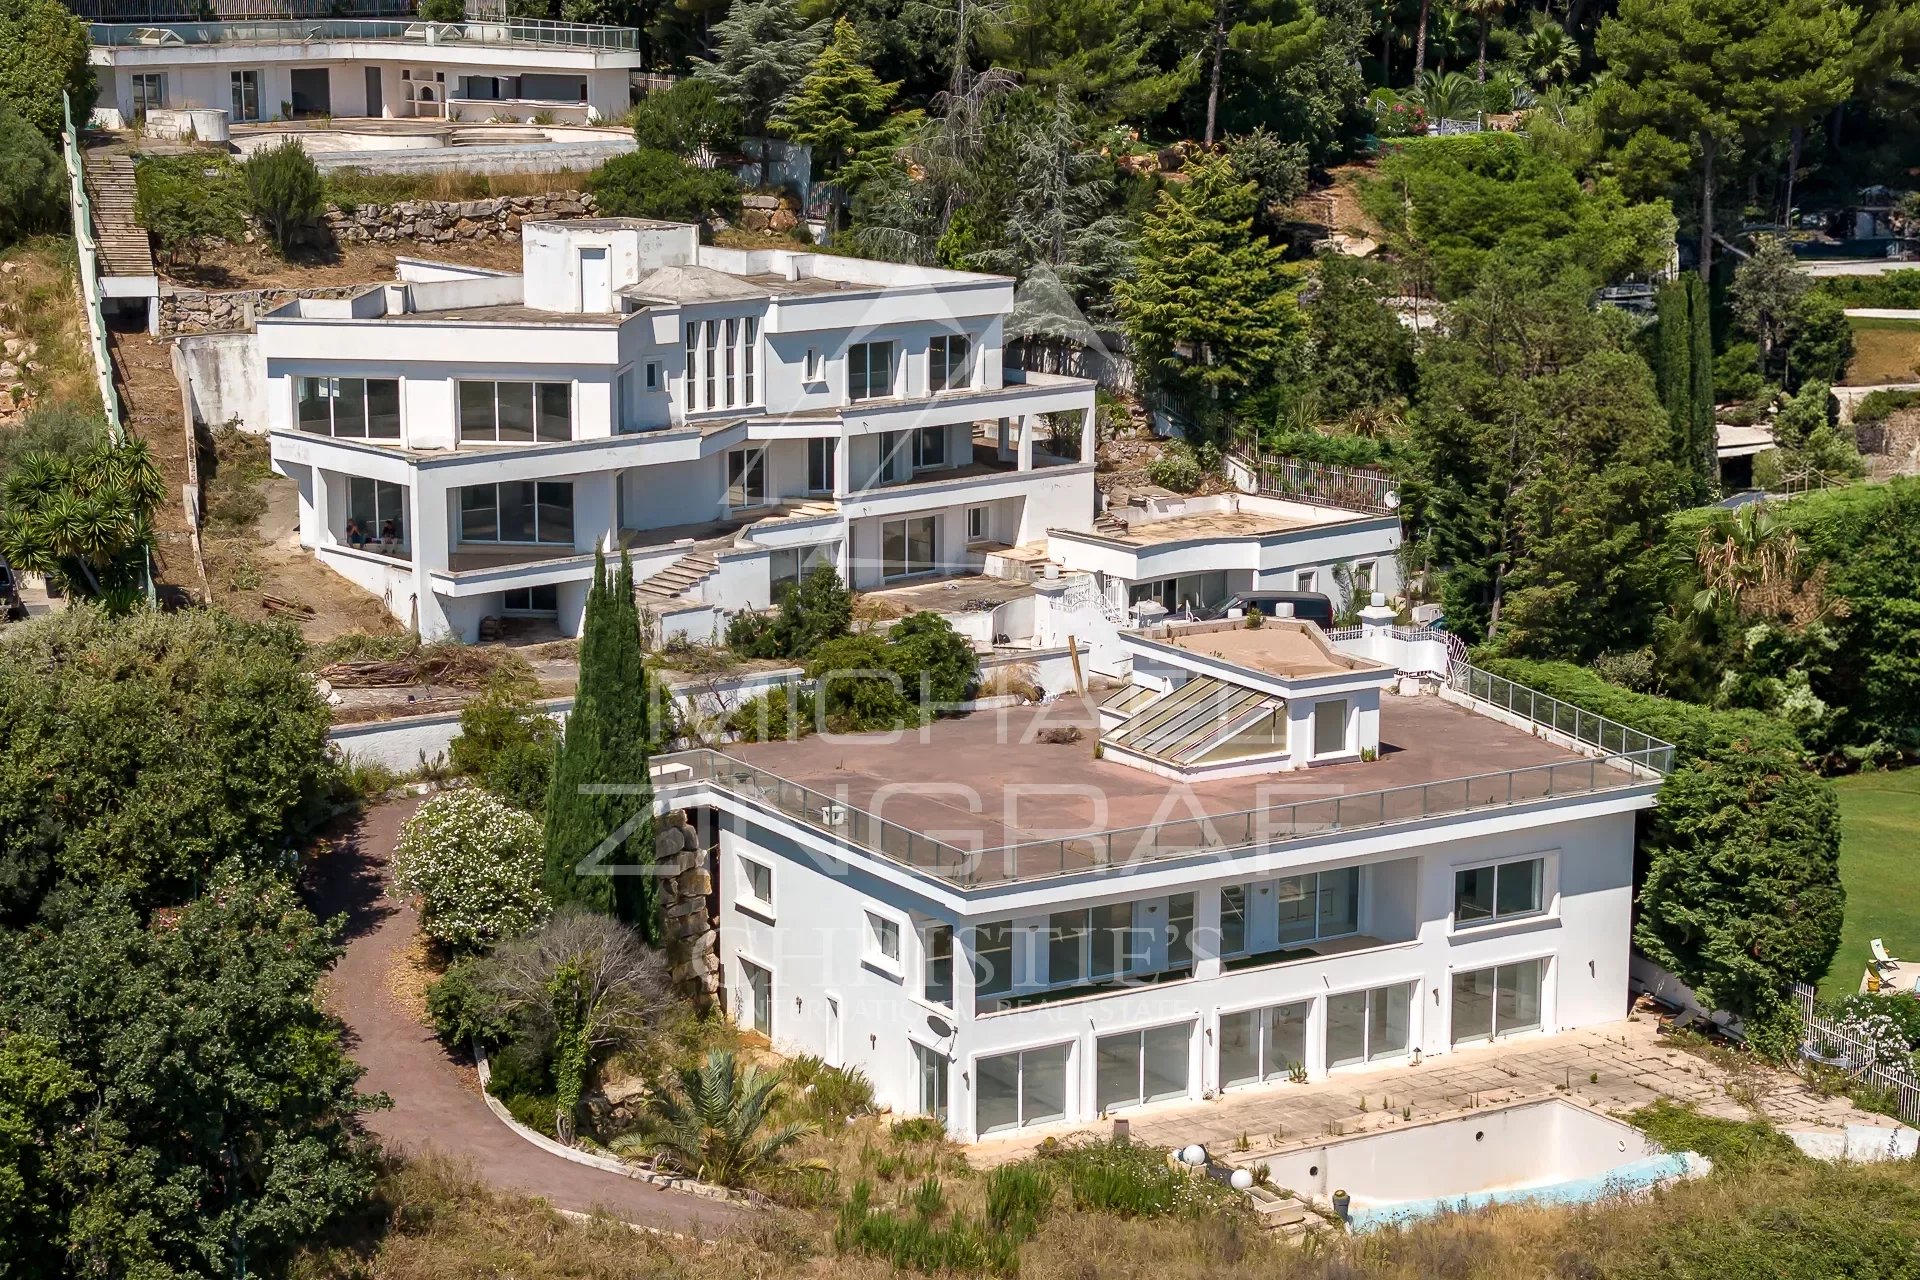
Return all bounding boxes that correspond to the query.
[1249,1098,1708,1230]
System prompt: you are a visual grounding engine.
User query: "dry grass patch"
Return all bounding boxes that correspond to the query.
[0,236,96,411]
[1845,316,1920,384]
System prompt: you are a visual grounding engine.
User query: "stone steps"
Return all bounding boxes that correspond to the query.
[633,550,719,608]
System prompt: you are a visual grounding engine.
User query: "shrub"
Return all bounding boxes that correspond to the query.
[587,148,741,223]
[629,78,740,156]
[417,0,464,18]
[0,103,63,248]
[1629,1099,1801,1170]
[1713,341,1767,404]
[447,674,559,814]
[1813,269,1920,309]
[724,683,814,742]
[1041,1140,1234,1219]
[1853,388,1920,427]
[0,0,94,140]
[426,956,513,1050]
[1147,439,1204,492]
[889,1116,948,1144]
[781,1053,876,1122]
[884,611,979,707]
[808,634,920,732]
[134,153,245,265]
[391,789,549,953]
[243,137,326,255]
[728,563,852,661]
[1825,993,1920,1051]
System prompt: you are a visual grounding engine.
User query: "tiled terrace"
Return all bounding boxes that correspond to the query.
[968,1016,1897,1168]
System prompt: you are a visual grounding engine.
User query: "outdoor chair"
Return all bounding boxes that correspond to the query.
[1871,939,1902,972]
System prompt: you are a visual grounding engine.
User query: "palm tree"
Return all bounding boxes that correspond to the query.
[617,1049,816,1187]
[1455,0,1506,83]
[1518,17,1580,89]
[1417,70,1479,124]
[0,440,161,600]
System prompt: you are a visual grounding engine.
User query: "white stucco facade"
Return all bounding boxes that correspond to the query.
[261,219,1099,639]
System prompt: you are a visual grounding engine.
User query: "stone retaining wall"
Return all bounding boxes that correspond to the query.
[655,809,719,1014]
[318,190,599,245]
[159,285,365,336]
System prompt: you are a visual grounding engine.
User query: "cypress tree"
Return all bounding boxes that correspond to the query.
[1651,277,1716,501]
[541,551,620,917]
[1685,274,1716,492]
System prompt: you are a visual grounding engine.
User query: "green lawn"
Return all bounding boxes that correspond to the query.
[1816,769,1920,1000]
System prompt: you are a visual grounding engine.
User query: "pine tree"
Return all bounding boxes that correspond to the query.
[771,18,903,228]
[542,551,659,939]
[1115,152,1301,411]
[690,0,825,154]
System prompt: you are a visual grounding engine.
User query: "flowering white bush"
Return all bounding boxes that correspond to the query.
[392,789,548,952]
[1832,1011,1912,1069]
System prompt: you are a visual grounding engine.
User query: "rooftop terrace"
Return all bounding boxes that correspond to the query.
[90,17,640,51]
[660,690,1657,888]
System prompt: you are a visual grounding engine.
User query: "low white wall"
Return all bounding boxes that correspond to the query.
[176,332,269,433]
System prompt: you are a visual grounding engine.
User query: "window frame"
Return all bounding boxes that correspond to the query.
[1325,980,1414,1069]
[1273,866,1362,947]
[1312,697,1351,758]
[969,921,1014,1002]
[501,584,559,615]
[456,480,575,546]
[736,853,775,919]
[737,956,773,1037]
[848,340,895,402]
[1451,855,1548,930]
[1295,569,1317,593]
[296,375,402,440]
[911,425,948,470]
[132,72,167,116]
[456,378,572,445]
[229,70,260,122]
[1450,956,1547,1046]
[806,437,836,494]
[913,1040,949,1124]
[974,1041,1072,1134]
[921,923,954,1009]
[727,446,769,510]
[1095,1020,1192,1114]
[928,333,974,393]
[863,910,905,975]
[881,515,938,580]
[804,347,823,384]
[965,504,991,544]
[1218,998,1312,1089]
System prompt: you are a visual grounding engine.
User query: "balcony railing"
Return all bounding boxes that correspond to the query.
[89,17,639,51]
[1448,663,1677,776]
[654,736,1663,889]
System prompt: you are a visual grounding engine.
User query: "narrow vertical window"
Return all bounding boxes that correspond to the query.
[743,317,758,402]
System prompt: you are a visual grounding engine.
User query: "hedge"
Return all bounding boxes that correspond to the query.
[1812,270,1920,309]
[1472,656,1804,762]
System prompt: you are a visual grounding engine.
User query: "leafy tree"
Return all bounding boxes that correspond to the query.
[0,606,336,921]
[243,136,326,256]
[1635,745,1844,1023]
[1515,15,1580,88]
[0,401,104,477]
[1456,0,1505,81]
[482,910,673,1142]
[1764,381,1865,488]
[1729,235,1807,381]
[629,78,741,156]
[691,0,826,144]
[1594,0,1857,281]
[1406,258,1684,656]
[0,438,160,604]
[1215,0,1372,166]
[417,0,464,19]
[586,148,741,223]
[1359,133,1677,300]
[726,560,852,660]
[1787,292,1854,389]
[0,103,62,249]
[0,870,379,1275]
[0,1032,85,1279]
[772,18,903,227]
[807,633,920,732]
[1298,253,1415,422]
[448,673,559,814]
[0,0,92,140]
[617,1048,815,1186]
[392,790,549,954]
[1650,274,1714,500]
[986,0,1195,122]
[543,552,659,936]
[1222,126,1308,233]
[1116,153,1300,415]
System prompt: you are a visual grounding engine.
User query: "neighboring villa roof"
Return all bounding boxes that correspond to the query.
[1146,621,1377,681]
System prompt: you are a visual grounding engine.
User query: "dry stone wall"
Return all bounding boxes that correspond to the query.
[160,285,365,336]
[317,190,599,245]
[655,809,719,1014]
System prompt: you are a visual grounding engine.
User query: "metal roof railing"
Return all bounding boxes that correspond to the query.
[89,17,639,51]
[1448,663,1677,777]
[654,730,1665,890]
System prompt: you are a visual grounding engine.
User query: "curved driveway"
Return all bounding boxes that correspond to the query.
[308,797,750,1237]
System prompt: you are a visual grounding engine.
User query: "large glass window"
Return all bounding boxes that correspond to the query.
[1274,867,1361,946]
[1220,884,1249,957]
[723,317,739,407]
[1326,982,1412,1069]
[1096,1023,1190,1113]
[703,320,719,407]
[457,380,570,444]
[929,334,973,392]
[848,341,895,401]
[1313,698,1350,756]
[912,425,948,469]
[770,542,836,596]
[739,958,772,1036]
[976,1043,1070,1134]
[1452,959,1545,1046]
[458,481,573,545]
[132,73,167,116]
[970,921,1013,1000]
[728,447,768,509]
[297,377,400,439]
[1453,857,1544,927]
[882,516,937,579]
[1047,902,1134,987]
[344,476,405,550]
[502,584,558,614]
[1220,1000,1311,1088]
[743,317,758,403]
[923,924,953,1008]
[807,437,836,493]
[914,1041,948,1124]
[1166,892,1194,970]
[229,70,260,122]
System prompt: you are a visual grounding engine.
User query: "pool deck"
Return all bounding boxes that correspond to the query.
[966,1015,1894,1168]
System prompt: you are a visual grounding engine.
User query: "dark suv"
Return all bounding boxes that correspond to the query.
[1206,590,1335,630]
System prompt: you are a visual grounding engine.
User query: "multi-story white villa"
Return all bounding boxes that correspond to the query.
[654,615,1671,1141]
[258,217,1406,643]
[89,16,646,127]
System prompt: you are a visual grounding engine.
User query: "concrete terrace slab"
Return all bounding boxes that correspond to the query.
[719,693,1636,879]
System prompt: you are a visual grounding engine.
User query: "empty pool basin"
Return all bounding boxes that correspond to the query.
[1251,1099,1709,1230]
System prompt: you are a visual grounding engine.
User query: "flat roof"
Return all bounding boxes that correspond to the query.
[370,301,626,326]
[1145,620,1380,680]
[715,695,1640,883]
[1095,508,1334,545]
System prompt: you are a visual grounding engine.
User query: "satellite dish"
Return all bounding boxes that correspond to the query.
[926,1013,954,1038]
[1383,490,1402,510]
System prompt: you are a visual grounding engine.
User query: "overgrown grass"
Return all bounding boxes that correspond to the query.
[323,167,593,209]
[0,237,96,410]
[1626,1099,1803,1170]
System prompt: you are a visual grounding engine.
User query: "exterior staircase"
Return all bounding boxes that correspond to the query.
[1093,509,1129,537]
[632,549,718,610]
[84,153,156,280]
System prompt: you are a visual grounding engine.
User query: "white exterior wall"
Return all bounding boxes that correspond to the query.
[706,792,1643,1141]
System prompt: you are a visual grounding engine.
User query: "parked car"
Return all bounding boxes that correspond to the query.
[1204,590,1336,630]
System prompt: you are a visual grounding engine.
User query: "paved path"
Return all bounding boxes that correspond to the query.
[306,797,750,1236]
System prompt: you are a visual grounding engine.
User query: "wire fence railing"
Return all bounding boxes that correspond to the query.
[59,95,124,444]
[1448,663,1677,776]
[656,734,1656,889]
[88,16,640,49]
[1793,983,1920,1126]
[1238,453,1399,515]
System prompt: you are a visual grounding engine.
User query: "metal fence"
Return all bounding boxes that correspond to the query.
[1449,663,1677,775]
[58,95,124,443]
[1239,454,1399,515]
[1793,983,1920,1125]
[88,16,640,49]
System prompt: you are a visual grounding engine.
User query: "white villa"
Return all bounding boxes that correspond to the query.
[257,217,1405,643]
[89,16,646,127]
[655,615,1671,1141]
